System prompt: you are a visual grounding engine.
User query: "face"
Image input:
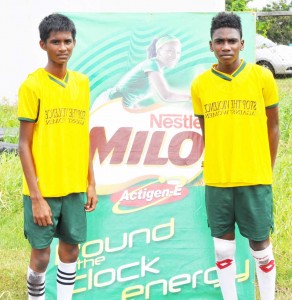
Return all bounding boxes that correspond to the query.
[210,27,244,72]
[156,41,181,68]
[40,31,75,66]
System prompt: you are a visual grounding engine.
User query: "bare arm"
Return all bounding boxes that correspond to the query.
[148,71,191,102]
[84,142,98,212]
[18,121,52,226]
[266,106,280,169]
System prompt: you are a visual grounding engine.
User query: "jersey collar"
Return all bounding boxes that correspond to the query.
[47,72,69,88]
[211,59,246,81]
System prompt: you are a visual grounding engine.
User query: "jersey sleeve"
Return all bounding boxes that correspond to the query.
[143,59,160,73]
[261,68,279,108]
[191,77,204,117]
[18,79,40,123]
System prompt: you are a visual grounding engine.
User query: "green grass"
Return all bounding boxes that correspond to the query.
[269,77,292,298]
[0,98,19,144]
[0,79,291,299]
[0,103,28,299]
[0,152,29,300]
[254,77,292,300]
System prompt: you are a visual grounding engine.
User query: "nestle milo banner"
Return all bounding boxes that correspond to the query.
[46,13,256,299]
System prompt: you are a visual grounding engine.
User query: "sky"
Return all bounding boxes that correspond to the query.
[0,0,276,103]
[247,0,274,9]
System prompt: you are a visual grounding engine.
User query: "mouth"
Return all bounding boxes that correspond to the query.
[220,54,233,57]
[167,61,178,68]
[168,58,178,63]
[57,54,69,59]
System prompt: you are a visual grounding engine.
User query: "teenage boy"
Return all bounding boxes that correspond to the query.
[191,12,279,300]
[18,13,98,300]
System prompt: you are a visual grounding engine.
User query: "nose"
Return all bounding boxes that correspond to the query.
[170,53,176,60]
[222,42,231,51]
[170,51,180,60]
[59,42,67,51]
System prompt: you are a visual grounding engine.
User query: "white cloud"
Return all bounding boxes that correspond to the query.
[248,0,291,9]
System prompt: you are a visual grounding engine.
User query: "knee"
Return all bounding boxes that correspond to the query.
[58,241,79,263]
[214,237,236,260]
[31,247,50,272]
[249,239,270,251]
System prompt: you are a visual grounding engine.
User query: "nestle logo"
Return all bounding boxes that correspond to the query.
[150,114,200,129]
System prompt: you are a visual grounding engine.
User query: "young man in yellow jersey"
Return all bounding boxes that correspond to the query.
[191,12,279,300]
[18,13,98,300]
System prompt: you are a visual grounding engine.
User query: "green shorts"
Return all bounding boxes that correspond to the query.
[23,193,87,249]
[205,185,274,241]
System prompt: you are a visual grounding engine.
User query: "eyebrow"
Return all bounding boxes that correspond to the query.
[50,38,73,42]
[213,37,240,42]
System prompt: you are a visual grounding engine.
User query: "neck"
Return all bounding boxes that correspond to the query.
[216,59,241,75]
[45,63,67,80]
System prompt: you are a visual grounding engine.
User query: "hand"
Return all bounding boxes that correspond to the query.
[84,184,98,212]
[31,195,53,226]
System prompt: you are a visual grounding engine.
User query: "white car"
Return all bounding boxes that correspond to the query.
[256,34,292,76]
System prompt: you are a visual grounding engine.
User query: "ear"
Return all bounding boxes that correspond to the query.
[156,47,162,57]
[39,40,46,51]
[209,40,214,52]
[240,39,245,51]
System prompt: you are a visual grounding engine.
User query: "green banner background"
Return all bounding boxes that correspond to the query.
[46,13,256,300]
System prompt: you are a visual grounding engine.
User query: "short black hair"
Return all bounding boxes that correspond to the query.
[39,13,76,42]
[210,12,242,39]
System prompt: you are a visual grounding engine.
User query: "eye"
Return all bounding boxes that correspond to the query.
[215,40,224,45]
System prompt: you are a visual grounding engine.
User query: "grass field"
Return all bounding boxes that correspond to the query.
[0,78,291,299]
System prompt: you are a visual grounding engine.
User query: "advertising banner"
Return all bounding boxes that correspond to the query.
[46,13,256,299]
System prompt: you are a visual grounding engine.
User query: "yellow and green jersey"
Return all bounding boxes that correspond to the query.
[191,60,278,187]
[18,68,90,197]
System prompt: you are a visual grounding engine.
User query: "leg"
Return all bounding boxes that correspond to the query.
[205,186,238,300]
[27,247,50,300]
[249,238,276,300]
[23,195,61,299]
[234,185,275,300]
[58,239,79,262]
[56,239,79,300]
[30,247,51,271]
[55,193,86,300]
[214,233,238,300]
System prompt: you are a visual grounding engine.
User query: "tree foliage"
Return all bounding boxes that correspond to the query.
[226,0,292,45]
[226,0,251,11]
[258,0,292,44]
[226,0,233,10]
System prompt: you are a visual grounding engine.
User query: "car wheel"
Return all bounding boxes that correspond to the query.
[257,61,275,76]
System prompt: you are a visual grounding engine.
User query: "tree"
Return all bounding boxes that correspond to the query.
[226,0,233,10]
[258,0,292,44]
[226,0,251,11]
[232,0,251,11]
[263,0,292,11]
[227,1,292,45]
